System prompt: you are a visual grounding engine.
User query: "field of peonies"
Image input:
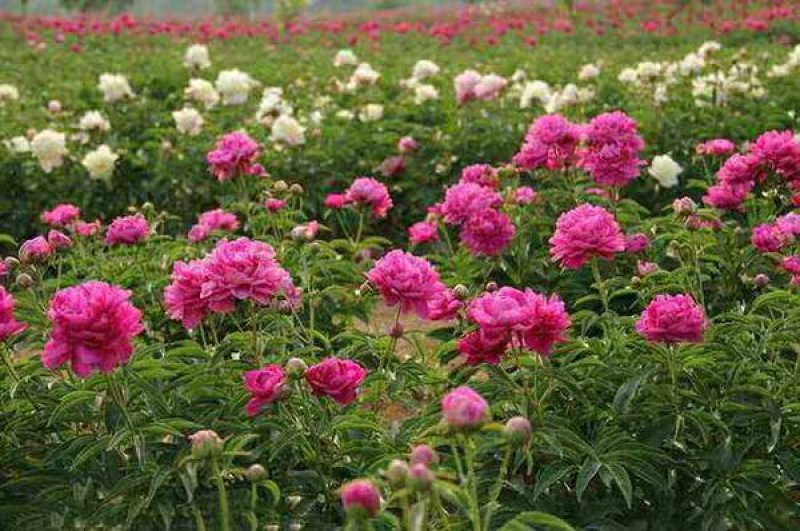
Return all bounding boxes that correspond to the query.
[3,2,800,530]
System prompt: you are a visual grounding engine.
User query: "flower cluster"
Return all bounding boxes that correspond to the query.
[206,131,265,182]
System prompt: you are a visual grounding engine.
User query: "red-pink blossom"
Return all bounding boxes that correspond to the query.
[305,357,367,405]
[514,186,537,204]
[578,111,644,187]
[458,330,508,365]
[513,114,582,171]
[47,229,73,250]
[105,214,151,246]
[751,223,789,253]
[76,220,102,237]
[164,259,210,329]
[459,164,498,189]
[19,236,53,263]
[695,138,736,156]
[398,136,418,153]
[366,250,446,319]
[243,364,287,416]
[440,182,502,226]
[0,287,27,341]
[207,131,264,182]
[345,177,393,217]
[325,193,348,209]
[341,479,381,517]
[459,209,516,256]
[782,256,800,284]
[635,294,708,344]
[624,233,650,254]
[549,204,625,269]
[41,203,81,227]
[408,221,439,245]
[265,199,286,213]
[441,386,489,427]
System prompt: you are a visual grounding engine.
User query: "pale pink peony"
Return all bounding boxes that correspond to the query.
[366,250,447,319]
[341,479,381,517]
[188,208,239,242]
[635,294,708,344]
[473,74,508,101]
[636,260,659,276]
[695,138,736,156]
[243,365,287,416]
[0,287,27,341]
[305,357,367,405]
[41,203,81,227]
[398,136,418,153]
[105,214,151,246]
[207,131,264,182]
[578,111,645,187]
[514,186,537,204]
[624,233,650,254]
[325,193,348,209]
[441,386,489,427]
[782,256,800,285]
[76,220,102,237]
[47,229,73,250]
[440,182,502,226]
[776,213,800,238]
[513,114,582,171]
[549,204,625,269]
[671,197,697,215]
[408,221,439,245]
[378,155,406,177]
[43,281,144,377]
[459,164,498,189]
[410,444,439,466]
[345,177,393,218]
[454,69,482,105]
[19,236,53,263]
[460,209,516,256]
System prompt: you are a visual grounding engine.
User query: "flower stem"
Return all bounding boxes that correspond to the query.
[483,445,512,531]
[211,458,232,531]
[591,259,609,314]
[461,435,482,531]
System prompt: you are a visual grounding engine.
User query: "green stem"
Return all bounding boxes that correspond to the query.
[354,209,367,245]
[483,445,512,531]
[461,435,482,531]
[1,342,36,405]
[591,259,609,314]
[106,372,145,465]
[192,504,208,531]
[211,458,232,531]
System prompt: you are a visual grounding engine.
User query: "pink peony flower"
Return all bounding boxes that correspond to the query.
[41,203,81,227]
[378,155,406,178]
[549,204,625,269]
[454,69,482,105]
[19,236,53,263]
[672,197,697,215]
[265,198,286,213]
[105,214,151,246]
[76,219,102,237]
[341,479,381,518]
[636,260,659,276]
[207,131,264,182]
[702,182,751,211]
[624,233,650,254]
[325,193,348,209]
[291,221,320,241]
[188,209,239,242]
[750,130,800,185]
[782,256,800,285]
[47,229,73,250]
[200,238,295,314]
[578,111,645,187]
[243,364,287,416]
[441,386,489,427]
[440,182,502,226]
[635,294,708,344]
[425,288,462,321]
[458,330,508,365]
[366,250,447,319]
[164,259,210,329]
[398,136,418,153]
[473,74,508,101]
[43,281,144,377]
[460,209,516,256]
[459,164,498,189]
[410,444,439,466]
[305,357,367,405]
[776,213,800,238]
[513,114,582,171]
[0,287,27,341]
[408,221,439,245]
[514,186,537,204]
[751,223,789,253]
[717,153,760,187]
[696,138,736,156]
[345,177,393,217]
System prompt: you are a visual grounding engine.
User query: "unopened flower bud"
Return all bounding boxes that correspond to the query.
[503,416,532,444]
[389,322,404,338]
[285,357,308,377]
[273,180,289,192]
[15,273,34,289]
[408,463,434,491]
[4,256,19,269]
[386,459,409,486]
[410,444,438,466]
[308,242,321,255]
[188,429,223,459]
[753,273,770,287]
[48,100,62,113]
[290,183,304,195]
[485,281,498,293]
[452,284,468,300]
[245,463,267,482]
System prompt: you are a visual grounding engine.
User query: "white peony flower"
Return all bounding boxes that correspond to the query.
[359,104,384,122]
[414,83,439,104]
[635,61,661,81]
[654,84,669,105]
[336,109,355,121]
[98,73,134,103]
[185,78,220,109]
[0,84,19,104]
[648,154,682,188]
[351,63,380,86]
[618,68,638,84]
[255,88,292,122]
[215,69,258,105]
[333,49,358,68]
[412,60,440,80]
[768,64,791,78]
[30,129,68,173]
[172,107,204,136]
[697,41,722,58]
[82,144,118,181]
[578,64,600,81]
[520,80,552,108]
[78,111,111,132]
[511,69,527,83]
[184,44,211,70]
[679,53,705,75]
[4,136,30,153]
[270,115,306,146]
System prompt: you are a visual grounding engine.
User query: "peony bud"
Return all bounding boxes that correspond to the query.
[753,273,770,287]
[408,463,434,491]
[503,416,532,444]
[245,464,268,482]
[452,284,469,300]
[410,444,439,466]
[341,479,381,518]
[15,273,34,288]
[188,429,223,459]
[389,321,404,338]
[385,459,409,486]
[273,180,289,192]
[4,256,19,269]
[290,183,304,195]
[485,281,498,293]
[285,357,308,377]
[441,386,489,429]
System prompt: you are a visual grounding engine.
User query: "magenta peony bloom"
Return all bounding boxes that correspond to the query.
[578,111,644,187]
[345,177,393,217]
[695,138,736,156]
[750,130,800,185]
[782,256,800,285]
[459,164,498,189]
[458,330,508,365]
[19,236,53,263]
[460,209,516,256]
[43,281,144,377]
[425,288,462,321]
[366,250,449,318]
[408,221,439,245]
[751,223,789,253]
[243,364,287,416]
[702,182,750,211]
[200,238,295,314]
[776,213,800,238]
[549,204,625,269]
[718,153,761,187]
[671,197,697,215]
[378,155,406,177]
[410,444,439,466]
[47,229,73,250]
[324,193,348,209]
[624,233,650,254]
[441,386,489,427]
[636,260,659,276]
[635,294,708,344]
[341,479,381,518]
[513,114,582,171]
[398,136,418,153]
[207,131,264,182]
[305,357,367,405]
[164,259,210,329]
[41,203,81,227]
[440,182,502,226]
[105,214,151,246]
[264,198,286,213]
[188,208,239,242]
[514,186,537,204]
[0,287,27,341]
[75,219,102,237]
